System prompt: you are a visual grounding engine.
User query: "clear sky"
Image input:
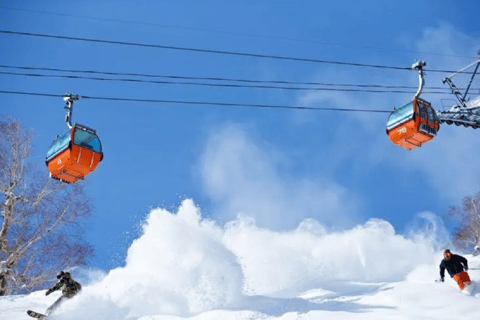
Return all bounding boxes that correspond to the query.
[1,0,480,271]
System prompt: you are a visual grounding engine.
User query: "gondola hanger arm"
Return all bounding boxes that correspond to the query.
[63,93,79,129]
[412,60,426,100]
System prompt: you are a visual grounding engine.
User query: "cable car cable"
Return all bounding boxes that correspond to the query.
[0,90,391,113]
[0,30,475,75]
[0,71,457,94]
[0,30,413,71]
[0,64,470,91]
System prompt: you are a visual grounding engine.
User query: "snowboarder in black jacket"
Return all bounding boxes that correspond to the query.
[439,249,471,290]
[44,271,82,315]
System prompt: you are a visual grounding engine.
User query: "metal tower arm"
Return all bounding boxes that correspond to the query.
[442,77,468,109]
[438,53,480,129]
[442,57,480,110]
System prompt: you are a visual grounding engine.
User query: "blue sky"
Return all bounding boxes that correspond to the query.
[1,0,480,271]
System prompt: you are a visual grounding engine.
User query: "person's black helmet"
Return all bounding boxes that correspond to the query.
[444,249,451,254]
[57,271,72,279]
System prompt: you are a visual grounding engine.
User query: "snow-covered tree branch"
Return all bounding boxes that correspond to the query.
[446,192,480,254]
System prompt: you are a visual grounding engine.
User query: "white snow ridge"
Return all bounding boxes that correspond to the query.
[1,199,480,320]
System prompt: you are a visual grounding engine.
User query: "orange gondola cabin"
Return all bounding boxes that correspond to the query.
[46,124,103,183]
[386,98,440,150]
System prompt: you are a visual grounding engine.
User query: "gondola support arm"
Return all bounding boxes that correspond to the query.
[412,60,426,100]
[63,93,80,129]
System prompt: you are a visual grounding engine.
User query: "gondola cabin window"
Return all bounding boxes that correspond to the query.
[46,130,71,161]
[73,127,102,153]
[386,102,414,131]
[419,102,426,119]
[427,106,435,122]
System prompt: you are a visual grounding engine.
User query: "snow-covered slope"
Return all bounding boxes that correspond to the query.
[1,200,479,320]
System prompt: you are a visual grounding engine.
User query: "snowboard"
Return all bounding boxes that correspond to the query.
[27,310,48,319]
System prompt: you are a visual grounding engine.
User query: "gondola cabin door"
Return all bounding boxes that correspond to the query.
[386,98,440,150]
[46,124,103,183]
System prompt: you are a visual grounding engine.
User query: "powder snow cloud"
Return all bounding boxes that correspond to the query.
[199,123,363,229]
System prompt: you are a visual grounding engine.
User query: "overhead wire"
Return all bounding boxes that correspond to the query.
[0,90,391,113]
[0,30,413,71]
[0,15,476,130]
[0,5,476,60]
[1,64,471,91]
[0,70,459,95]
[0,30,476,75]
[0,28,476,111]
[456,72,480,94]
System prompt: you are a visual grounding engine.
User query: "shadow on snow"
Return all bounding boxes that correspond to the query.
[230,282,397,316]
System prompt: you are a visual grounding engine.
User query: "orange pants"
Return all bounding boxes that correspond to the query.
[453,271,471,290]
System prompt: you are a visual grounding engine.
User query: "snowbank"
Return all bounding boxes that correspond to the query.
[2,199,479,320]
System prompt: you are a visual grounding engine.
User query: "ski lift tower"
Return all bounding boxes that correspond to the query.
[436,50,480,128]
